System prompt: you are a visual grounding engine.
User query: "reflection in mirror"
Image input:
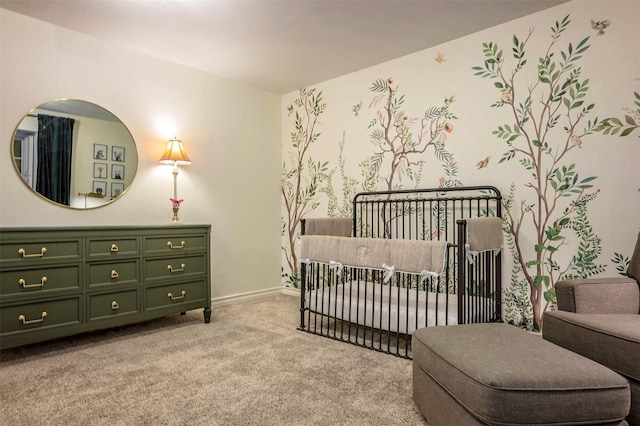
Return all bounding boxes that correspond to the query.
[12,99,137,209]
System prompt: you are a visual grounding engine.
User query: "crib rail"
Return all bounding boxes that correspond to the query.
[352,185,501,242]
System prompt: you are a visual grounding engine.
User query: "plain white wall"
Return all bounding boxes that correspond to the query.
[0,9,282,300]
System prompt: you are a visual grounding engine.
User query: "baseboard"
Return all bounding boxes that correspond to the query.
[211,286,298,307]
[281,287,300,297]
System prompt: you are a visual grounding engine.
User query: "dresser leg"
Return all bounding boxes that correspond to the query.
[203,307,212,323]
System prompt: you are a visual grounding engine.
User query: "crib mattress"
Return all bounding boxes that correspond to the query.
[305,281,460,335]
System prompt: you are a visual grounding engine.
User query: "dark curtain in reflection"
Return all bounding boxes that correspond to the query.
[36,114,75,205]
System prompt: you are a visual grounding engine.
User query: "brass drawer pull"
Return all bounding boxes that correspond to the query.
[168,290,186,301]
[167,263,186,273]
[111,270,119,279]
[110,244,119,253]
[18,247,47,258]
[111,301,120,310]
[18,312,48,325]
[167,240,186,249]
[18,277,47,289]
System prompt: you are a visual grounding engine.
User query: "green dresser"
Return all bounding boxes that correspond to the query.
[0,225,211,349]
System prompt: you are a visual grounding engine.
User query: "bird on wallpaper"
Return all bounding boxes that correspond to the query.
[591,19,610,35]
[352,101,362,116]
[435,53,446,63]
[287,104,293,116]
[444,96,456,106]
[570,134,583,149]
[476,156,491,169]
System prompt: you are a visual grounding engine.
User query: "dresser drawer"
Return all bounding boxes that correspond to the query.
[143,234,207,255]
[0,265,81,297]
[144,254,206,282]
[87,260,139,288]
[87,237,139,258]
[0,239,81,264]
[145,280,207,311]
[0,297,81,335]
[88,289,140,321]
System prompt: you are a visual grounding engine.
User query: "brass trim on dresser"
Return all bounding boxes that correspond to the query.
[168,290,186,301]
[167,263,186,273]
[18,277,47,289]
[18,312,47,325]
[18,247,47,258]
[167,240,186,249]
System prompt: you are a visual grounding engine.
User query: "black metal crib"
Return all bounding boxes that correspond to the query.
[298,186,503,358]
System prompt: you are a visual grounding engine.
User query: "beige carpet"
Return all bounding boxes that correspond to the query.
[0,294,427,425]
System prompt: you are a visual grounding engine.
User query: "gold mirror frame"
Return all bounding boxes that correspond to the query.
[11,99,138,209]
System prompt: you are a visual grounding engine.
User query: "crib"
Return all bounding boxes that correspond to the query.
[298,186,503,358]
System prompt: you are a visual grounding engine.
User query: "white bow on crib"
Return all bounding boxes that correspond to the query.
[329,260,344,275]
[420,270,439,281]
[382,263,396,283]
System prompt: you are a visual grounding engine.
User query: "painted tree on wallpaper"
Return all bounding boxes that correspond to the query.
[354,78,461,238]
[323,77,461,233]
[282,80,459,286]
[365,77,459,192]
[473,15,606,330]
[281,88,329,287]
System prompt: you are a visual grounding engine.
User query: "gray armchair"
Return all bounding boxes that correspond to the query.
[543,231,640,425]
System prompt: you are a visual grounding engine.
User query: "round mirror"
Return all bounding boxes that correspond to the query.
[11,99,138,209]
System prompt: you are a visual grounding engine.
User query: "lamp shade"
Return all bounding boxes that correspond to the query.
[159,138,191,165]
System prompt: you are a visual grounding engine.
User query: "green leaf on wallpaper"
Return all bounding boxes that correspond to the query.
[621,127,636,137]
[543,288,556,302]
[526,260,541,268]
[546,227,564,241]
[519,158,534,170]
[494,82,504,89]
[499,150,515,163]
[533,275,551,290]
[370,79,388,93]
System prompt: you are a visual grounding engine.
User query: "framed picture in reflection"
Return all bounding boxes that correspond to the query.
[93,163,108,179]
[92,181,106,197]
[111,164,124,180]
[111,182,124,198]
[93,144,107,160]
[112,146,125,162]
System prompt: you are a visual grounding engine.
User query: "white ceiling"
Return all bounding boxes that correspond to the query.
[0,0,568,94]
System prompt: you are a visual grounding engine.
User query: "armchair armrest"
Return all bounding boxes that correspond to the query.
[555,277,639,314]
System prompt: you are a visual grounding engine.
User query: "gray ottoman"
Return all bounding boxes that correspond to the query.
[412,323,630,425]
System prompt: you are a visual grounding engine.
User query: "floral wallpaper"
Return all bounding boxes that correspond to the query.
[281,1,640,330]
